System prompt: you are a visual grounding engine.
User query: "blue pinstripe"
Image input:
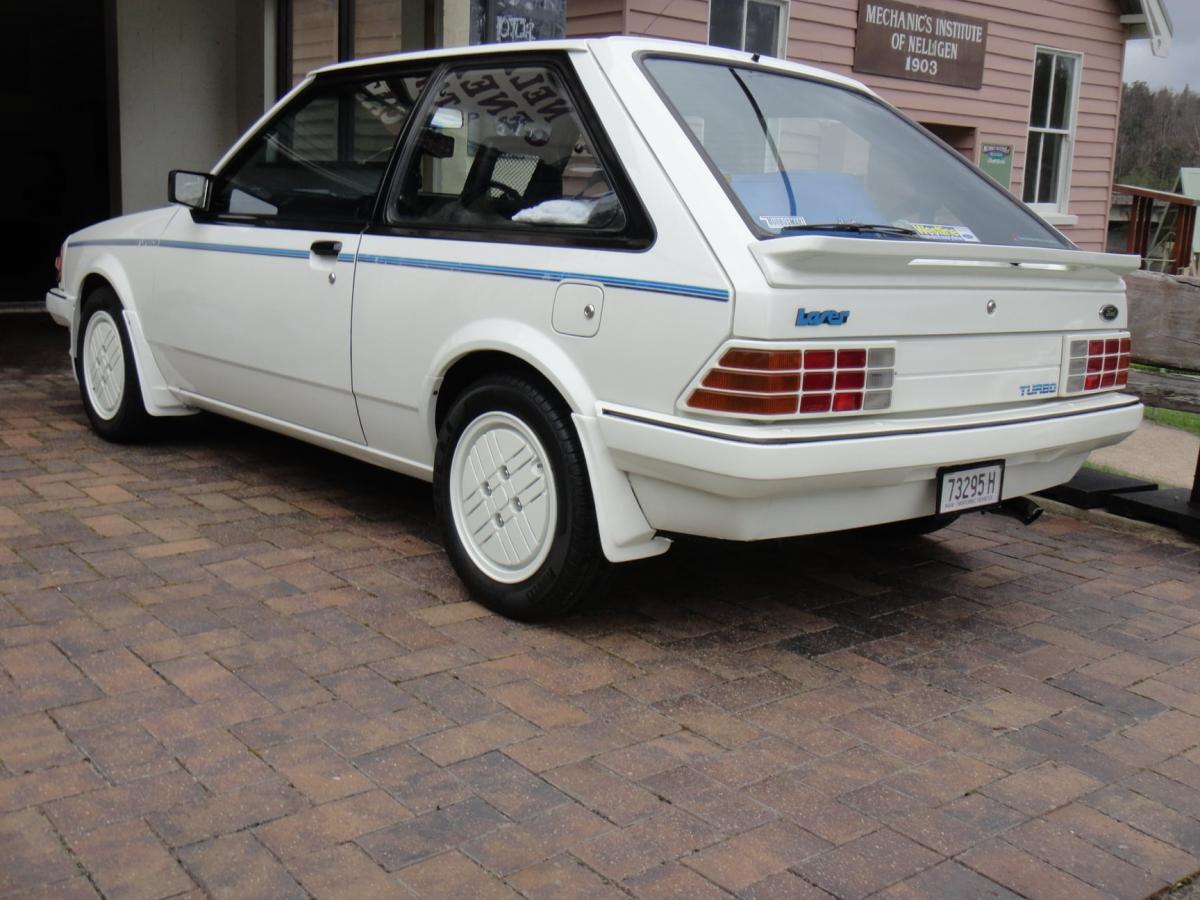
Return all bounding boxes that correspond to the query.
[68,238,729,302]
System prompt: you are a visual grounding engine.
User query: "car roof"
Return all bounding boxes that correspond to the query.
[311,35,875,97]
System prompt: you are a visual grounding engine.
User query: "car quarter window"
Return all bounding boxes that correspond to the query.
[387,63,631,236]
[211,68,431,224]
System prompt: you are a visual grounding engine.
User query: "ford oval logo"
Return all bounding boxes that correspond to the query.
[796,308,850,326]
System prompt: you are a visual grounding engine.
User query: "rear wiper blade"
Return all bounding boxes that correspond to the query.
[780,223,918,236]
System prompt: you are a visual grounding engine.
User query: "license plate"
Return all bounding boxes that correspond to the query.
[936,461,1004,514]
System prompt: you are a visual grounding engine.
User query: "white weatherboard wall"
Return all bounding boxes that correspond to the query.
[117,0,269,214]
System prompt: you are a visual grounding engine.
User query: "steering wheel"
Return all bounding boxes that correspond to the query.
[483,181,523,203]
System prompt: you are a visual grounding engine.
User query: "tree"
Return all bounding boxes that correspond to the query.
[1116,82,1200,190]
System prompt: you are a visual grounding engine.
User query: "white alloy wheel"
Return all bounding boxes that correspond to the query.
[449,410,558,584]
[433,374,606,620]
[82,310,126,421]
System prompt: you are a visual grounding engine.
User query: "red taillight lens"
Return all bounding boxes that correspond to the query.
[687,344,895,418]
[833,392,864,412]
[799,393,832,413]
[804,349,836,369]
[1065,333,1131,395]
[54,246,63,285]
[803,371,834,391]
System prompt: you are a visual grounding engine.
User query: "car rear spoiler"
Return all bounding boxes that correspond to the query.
[750,236,1142,288]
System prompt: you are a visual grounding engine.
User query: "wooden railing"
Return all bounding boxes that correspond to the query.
[1113,183,1197,275]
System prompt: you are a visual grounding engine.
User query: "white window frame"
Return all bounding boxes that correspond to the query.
[1023,46,1082,226]
[707,0,790,59]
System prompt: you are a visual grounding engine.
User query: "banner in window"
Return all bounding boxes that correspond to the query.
[470,0,565,44]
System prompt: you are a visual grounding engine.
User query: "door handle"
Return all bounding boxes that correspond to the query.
[310,240,343,258]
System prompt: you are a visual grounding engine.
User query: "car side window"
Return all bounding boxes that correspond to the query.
[388,64,628,234]
[212,69,431,224]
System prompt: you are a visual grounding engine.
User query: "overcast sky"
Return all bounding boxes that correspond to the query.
[1124,0,1198,88]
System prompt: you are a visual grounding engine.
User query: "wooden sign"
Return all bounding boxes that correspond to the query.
[854,1,989,90]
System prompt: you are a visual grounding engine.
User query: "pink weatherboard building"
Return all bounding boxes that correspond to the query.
[565,0,1173,252]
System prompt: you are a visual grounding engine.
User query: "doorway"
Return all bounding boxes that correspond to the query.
[0,2,115,304]
[921,122,977,161]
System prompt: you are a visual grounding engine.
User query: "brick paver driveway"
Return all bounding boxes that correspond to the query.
[3,347,1200,899]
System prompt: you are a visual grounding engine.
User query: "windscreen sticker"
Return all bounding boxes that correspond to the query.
[760,215,807,229]
[908,223,981,243]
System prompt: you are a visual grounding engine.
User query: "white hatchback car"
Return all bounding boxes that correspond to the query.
[48,37,1142,618]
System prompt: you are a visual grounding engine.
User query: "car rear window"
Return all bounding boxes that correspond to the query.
[642,56,1071,249]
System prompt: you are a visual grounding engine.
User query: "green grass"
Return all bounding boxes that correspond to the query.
[1144,406,1200,437]
[1083,460,1139,479]
[1131,362,1200,378]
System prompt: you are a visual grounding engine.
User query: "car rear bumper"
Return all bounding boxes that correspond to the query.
[595,395,1142,540]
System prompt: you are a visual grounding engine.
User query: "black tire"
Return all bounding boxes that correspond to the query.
[867,513,960,537]
[75,287,153,442]
[433,373,606,620]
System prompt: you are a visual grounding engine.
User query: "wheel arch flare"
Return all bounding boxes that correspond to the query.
[427,327,670,565]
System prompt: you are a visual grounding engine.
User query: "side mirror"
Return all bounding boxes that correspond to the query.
[168,170,213,210]
[418,131,456,160]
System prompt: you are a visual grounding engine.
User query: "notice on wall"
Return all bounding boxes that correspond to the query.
[978,143,1014,189]
[854,1,989,90]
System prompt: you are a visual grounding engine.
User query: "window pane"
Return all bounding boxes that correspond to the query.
[390,66,627,232]
[1037,132,1064,204]
[214,71,429,222]
[355,0,404,59]
[292,0,338,86]
[1022,132,1041,204]
[644,57,1070,248]
[354,75,429,161]
[1029,51,1051,129]
[709,0,745,51]
[744,1,781,56]
[1049,54,1075,130]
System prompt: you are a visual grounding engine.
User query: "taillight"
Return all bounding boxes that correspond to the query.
[54,244,64,286]
[687,344,896,418]
[1062,333,1131,394]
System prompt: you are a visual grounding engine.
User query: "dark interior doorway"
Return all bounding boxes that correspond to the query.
[0,1,114,304]
[921,122,977,162]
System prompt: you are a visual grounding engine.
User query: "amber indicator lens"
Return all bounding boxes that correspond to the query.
[688,389,798,416]
[718,348,802,371]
